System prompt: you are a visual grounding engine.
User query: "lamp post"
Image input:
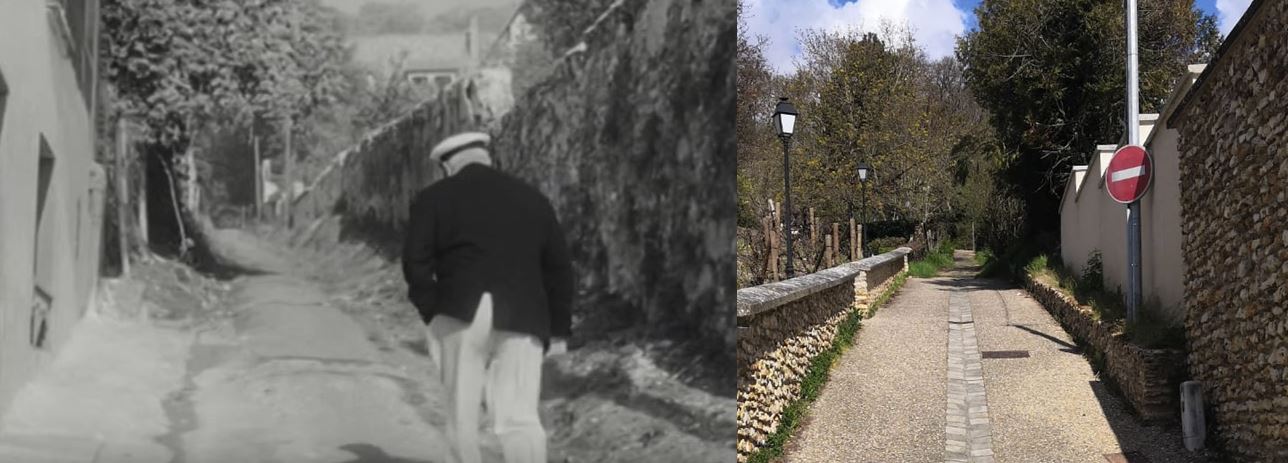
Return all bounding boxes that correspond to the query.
[856,161,871,257]
[774,97,798,278]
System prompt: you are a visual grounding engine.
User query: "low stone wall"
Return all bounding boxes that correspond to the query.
[1024,276,1186,422]
[735,247,910,461]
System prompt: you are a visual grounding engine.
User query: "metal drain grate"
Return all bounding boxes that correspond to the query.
[980,350,1030,359]
[1103,451,1150,463]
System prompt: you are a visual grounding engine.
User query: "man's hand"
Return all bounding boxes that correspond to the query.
[547,338,569,357]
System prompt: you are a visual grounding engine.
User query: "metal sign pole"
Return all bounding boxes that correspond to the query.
[1125,0,1142,324]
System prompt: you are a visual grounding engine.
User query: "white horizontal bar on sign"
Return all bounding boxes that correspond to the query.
[1111,166,1144,182]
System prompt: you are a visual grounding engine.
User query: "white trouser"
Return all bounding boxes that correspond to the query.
[426,292,546,463]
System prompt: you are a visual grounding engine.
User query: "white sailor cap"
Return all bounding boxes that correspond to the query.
[429,132,491,163]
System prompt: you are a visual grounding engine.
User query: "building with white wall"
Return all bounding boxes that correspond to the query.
[0,0,105,413]
[1058,64,1205,325]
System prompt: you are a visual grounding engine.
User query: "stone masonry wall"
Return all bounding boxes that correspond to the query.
[287,81,482,251]
[492,0,736,351]
[285,0,735,353]
[1172,1,1288,459]
[1025,276,1186,421]
[735,248,910,461]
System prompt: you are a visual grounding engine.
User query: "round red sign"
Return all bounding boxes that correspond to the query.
[1105,144,1153,204]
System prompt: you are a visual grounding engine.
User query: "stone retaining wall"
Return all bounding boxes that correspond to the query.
[1170,1,1288,459]
[282,0,736,352]
[735,247,910,461]
[1024,276,1186,422]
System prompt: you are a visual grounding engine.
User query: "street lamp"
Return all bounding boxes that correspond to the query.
[774,97,798,278]
[856,161,872,257]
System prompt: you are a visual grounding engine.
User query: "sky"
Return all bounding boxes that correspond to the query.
[743,0,1253,74]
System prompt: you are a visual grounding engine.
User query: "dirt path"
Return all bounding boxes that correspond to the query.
[0,225,733,462]
[785,250,1203,463]
[242,225,737,463]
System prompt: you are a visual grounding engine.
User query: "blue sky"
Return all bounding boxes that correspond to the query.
[745,0,1248,74]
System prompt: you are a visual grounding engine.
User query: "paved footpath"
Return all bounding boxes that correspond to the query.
[785,251,1204,463]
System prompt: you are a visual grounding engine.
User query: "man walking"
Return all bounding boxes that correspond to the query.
[402,132,574,463]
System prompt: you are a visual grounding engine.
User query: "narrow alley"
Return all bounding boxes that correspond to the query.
[783,252,1201,463]
[0,226,734,463]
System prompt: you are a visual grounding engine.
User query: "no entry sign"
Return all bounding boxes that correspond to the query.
[1105,144,1153,203]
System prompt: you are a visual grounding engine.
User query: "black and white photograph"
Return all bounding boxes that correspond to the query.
[0,0,736,461]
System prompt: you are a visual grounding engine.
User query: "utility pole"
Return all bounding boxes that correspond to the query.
[1125,0,1142,323]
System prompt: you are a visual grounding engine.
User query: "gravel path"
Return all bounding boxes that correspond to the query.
[784,274,950,462]
[781,251,1203,463]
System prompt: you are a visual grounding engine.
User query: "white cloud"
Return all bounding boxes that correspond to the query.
[1215,0,1253,37]
[742,0,968,74]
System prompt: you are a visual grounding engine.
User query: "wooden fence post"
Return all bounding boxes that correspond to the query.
[809,207,817,244]
[114,117,130,275]
[824,233,832,268]
[282,117,294,229]
[850,218,857,261]
[769,217,780,281]
[832,222,840,262]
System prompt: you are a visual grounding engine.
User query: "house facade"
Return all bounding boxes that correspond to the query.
[0,0,105,413]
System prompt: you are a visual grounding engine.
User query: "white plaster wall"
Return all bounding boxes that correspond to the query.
[0,0,101,414]
[1059,115,1186,325]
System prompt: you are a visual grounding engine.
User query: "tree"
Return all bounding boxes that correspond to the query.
[101,0,349,253]
[956,0,1221,237]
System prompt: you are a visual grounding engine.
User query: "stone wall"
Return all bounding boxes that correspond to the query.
[1170,0,1288,459]
[285,0,736,352]
[735,248,910,461]
[287,81,484,252]
[491,0,736,350]
[1024,276,1186,422]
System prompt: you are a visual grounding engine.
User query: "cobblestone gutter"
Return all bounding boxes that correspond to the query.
[734,247,910,461]
[1023,276,1186,422]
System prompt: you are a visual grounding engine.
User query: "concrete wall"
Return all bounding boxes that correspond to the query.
[1170,0,1288,459]
[735,248,910,462]
[0,2,104,414]
[1059,64,1202,326]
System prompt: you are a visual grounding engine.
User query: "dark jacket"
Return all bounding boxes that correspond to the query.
[402,163,574,345]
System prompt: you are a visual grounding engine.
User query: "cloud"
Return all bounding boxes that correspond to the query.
[742,0,968,74]
[1215,0,1252,37]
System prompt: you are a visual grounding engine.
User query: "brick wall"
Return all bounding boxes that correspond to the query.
[1171,0,1288,459]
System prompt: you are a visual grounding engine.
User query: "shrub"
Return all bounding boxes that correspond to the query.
[869,236,908,255]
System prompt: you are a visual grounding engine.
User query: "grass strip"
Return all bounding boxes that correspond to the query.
[908,251,954,277]
[746,271,910,463]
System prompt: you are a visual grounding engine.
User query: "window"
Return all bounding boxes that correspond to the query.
[0,69,7,138]
[410,75,429,85]
[32,136,56,349]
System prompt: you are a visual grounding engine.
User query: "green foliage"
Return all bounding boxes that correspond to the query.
[974,249,993,267]
[526,0,618,54]
[869,236,907,255]
[909,244,955,278]
[956,0,1221,236]
[745,270,909,463]
[101,0,349,149]
[1016,249,1182,349]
